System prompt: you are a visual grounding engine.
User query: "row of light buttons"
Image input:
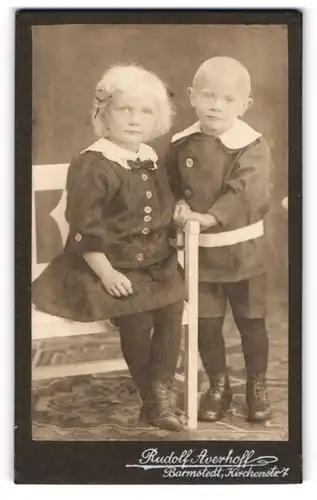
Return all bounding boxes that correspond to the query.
[143,179,152,225]
[138,173,151,260]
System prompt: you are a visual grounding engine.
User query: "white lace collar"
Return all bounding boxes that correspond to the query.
[82,138,158,169]
[171,118,262,150]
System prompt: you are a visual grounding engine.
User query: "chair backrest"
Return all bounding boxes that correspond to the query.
[32,164,70,280]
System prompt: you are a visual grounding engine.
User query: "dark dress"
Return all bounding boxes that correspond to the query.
[32,150,185,322]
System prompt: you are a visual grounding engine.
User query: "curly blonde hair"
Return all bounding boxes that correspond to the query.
[91,64,174,140]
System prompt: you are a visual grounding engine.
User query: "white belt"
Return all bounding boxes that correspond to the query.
[199,220,264,248]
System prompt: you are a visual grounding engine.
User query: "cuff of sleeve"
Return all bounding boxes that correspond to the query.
[207,205,227,228]
[70,233,105,254]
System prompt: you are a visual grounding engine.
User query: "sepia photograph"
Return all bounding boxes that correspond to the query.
[15,9,302,484]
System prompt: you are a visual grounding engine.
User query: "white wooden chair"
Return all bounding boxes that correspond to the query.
[32,163,200,429]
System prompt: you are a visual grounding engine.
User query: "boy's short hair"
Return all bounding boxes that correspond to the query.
[192,56,251,96]
[92,64,173,139]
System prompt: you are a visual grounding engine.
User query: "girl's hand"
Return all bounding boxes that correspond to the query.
[101,268,133,298]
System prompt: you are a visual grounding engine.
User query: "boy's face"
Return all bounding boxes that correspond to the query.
[188,70,253,136]
[105,90,158,151]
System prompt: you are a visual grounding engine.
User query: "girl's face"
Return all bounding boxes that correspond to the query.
[188,71,252,136]
[105,90,158,151]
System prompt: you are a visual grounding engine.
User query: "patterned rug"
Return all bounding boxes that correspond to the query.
[32,288,288,441]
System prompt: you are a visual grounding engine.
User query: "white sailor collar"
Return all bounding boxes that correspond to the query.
[171,118,262,150]
[82,138,158,169]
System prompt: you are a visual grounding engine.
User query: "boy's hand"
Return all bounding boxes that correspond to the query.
[101,268,133,298]
[196,213,218,230]
[173,200,192,229]
[181,211,218,231]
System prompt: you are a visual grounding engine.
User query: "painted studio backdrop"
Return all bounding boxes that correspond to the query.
[32,24,288,282]
[31,24,289,440]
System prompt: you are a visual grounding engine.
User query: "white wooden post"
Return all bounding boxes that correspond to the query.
[184,220,200,429]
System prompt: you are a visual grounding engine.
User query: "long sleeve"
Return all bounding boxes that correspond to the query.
[209,138,271,228]
[164,145,184,201]
[65,153,116,254]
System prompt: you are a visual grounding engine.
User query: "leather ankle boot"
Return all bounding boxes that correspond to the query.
[139,382,184,432]
[165,379,188,426]
[246,374,272,422]
[198,372,232,422]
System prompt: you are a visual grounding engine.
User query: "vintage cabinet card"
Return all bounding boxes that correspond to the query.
[15,9,302,484]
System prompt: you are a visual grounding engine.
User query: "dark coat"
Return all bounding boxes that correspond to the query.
[166,120,271,283]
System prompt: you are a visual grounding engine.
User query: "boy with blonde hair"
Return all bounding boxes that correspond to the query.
[167,57,272,423]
